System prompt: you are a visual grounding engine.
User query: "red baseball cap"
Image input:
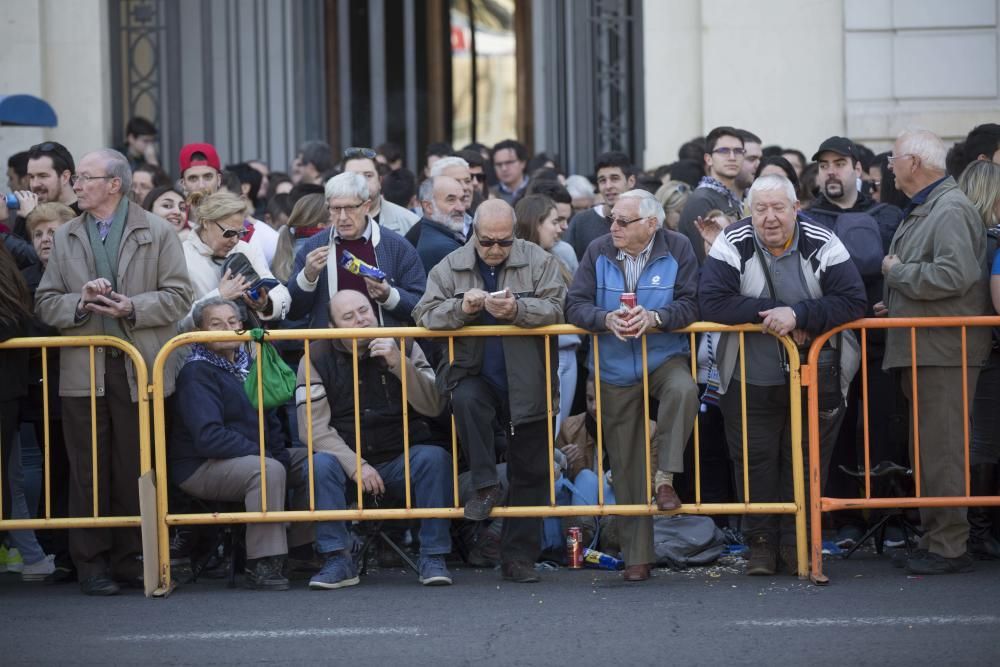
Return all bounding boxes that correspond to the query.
[178,143,221,174]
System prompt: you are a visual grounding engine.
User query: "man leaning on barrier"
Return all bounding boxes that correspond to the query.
[35,148,193,596]
[413,199,566,584]
[565,188,700,583]
[699,174,866,576]
[295,289,454,589]
[170,297,313,592]
[878,128,992,575]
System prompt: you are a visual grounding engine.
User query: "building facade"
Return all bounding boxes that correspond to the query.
[0,0,996,177]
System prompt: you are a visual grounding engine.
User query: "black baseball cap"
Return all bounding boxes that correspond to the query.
[812,136,856,162]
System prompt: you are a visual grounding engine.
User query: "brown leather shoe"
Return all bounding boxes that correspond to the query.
[623,563,651,582]
[655,484,682,511]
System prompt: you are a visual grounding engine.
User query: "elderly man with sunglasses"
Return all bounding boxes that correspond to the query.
[413,199,566,583]
[287,171,426,329]
[566,189,701,583]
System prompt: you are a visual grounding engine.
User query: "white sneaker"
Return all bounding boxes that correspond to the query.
[6,548,24,573]
[22,554,56,582]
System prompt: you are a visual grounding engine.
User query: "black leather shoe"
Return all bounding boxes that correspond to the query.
[464,484,502,521]
[905,551,974,575]
[79,575,121,596]
[500,560,540,583]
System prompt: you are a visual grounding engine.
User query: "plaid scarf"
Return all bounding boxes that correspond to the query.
[697,176,743,215]
[187,343,250,381]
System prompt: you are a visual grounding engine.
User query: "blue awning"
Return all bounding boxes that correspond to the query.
[0,94,57,127]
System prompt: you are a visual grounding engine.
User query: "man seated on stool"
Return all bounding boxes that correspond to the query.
[169,296,312,591]
[296,289,453,589]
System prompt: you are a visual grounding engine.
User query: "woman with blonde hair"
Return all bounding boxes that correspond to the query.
[960,158,1000,559]
[181,189,290,330]
[654,180,691,231]
[271,193,328,283]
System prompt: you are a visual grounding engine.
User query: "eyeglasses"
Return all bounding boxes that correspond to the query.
[213,220,250,239]
[70,174,115,185]
[471,173,487,183]
[605,215,645,227]
[475,233,515,248]
[329,201,368,216]
[343,147,377,160]
[887,153,914,165]
[712,147,747,157]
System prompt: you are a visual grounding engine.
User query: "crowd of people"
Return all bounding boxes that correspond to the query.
[1,118,999,594]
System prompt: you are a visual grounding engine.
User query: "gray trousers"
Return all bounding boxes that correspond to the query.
[179,448,312,560]
[599,355,699,565]
[901,366,979,558]
[720,382,843,546]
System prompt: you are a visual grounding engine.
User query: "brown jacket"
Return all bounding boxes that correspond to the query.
[883,177,992,369]
[34,200,193,400]
[556,412,658,491]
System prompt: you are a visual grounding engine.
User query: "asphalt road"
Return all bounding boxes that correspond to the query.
[3,551,998,666]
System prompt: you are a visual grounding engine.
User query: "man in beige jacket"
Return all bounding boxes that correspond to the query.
[879,128,991,575]
[35,149,192,595]
[296,289,453,589]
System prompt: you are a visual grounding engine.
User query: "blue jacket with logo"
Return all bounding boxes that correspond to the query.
[566,229,700,386]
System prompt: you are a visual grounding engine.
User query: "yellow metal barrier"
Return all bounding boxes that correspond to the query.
[806,316,1000,585]
[150,323,807,595]
[0,336,154,587]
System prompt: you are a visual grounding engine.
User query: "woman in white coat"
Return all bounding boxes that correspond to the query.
[181,190,290,330]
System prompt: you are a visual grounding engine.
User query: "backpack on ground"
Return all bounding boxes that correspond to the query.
[652,514,727,568]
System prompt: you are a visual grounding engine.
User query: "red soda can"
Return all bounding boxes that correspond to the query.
[619,292,637,311]
[567,527,583,568]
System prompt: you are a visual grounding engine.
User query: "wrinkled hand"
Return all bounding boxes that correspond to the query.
[12,190,38,218]
[368,337,401,371]
[873,301,889,317]
[882,254,900,276]
[219,268,251,300]
[353,463,385,496]
[693,214,730,249]
[364,276,390,302]
[759,306,797,337]
[622,305,656,338]
[484,290,517,320]
[303,246,330,282]
[462,288,488,315]
[85,291,134,319]
[81,278,113,303]
[605,310,633,342]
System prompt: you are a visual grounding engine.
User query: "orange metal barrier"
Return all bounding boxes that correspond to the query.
[806,316,1000,584]
[0,336,155,592]
[151,323,807,595]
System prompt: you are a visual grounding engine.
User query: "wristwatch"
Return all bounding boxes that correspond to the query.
[652,310,663,328]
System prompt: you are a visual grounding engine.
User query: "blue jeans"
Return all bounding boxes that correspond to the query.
[313,445,452,556]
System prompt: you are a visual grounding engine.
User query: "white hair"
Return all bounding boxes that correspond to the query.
[564,174,595,200]
[749,174,798,207]
[86,148,132,195]
[429,156,470,177]
[618,189,665,227]
[324,171,369,201]
[896,127,947,172]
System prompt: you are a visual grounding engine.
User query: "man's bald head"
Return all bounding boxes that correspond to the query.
[328,289,377,329]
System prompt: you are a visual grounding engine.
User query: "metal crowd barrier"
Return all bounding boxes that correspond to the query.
[805,316,1000,584]
[150,323,807,595]
[0,335,156,594]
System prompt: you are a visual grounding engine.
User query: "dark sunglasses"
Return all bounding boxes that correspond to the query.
[29,141,73,164]
[214,220,250,239]
[475,233,515,248]
[471,173,487,182]
[605,215,645,227]
[343,147,377,160]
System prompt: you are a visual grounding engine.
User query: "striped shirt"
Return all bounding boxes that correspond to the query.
[616,237,655,292]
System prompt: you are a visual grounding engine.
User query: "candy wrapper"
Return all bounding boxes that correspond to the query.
[339,250,386,281]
